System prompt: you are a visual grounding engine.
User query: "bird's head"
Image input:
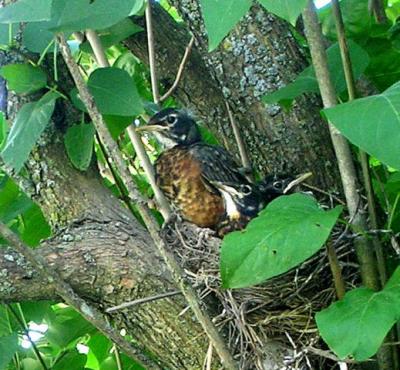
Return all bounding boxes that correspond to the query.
[214,182,265,219]
[257,174,294,201]
[137,108,201,148]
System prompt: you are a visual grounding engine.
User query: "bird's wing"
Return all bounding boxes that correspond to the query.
[188,143,248,189]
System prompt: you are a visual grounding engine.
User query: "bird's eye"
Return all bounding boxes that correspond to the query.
[166,115,178,124]
[273,181,283,189]
[241,185,252,195]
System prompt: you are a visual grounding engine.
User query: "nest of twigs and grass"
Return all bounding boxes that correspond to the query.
[162,192,359,370]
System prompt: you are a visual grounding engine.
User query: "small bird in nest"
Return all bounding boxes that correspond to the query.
[137,108,296,237]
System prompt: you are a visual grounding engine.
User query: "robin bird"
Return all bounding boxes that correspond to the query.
[137,108,292,236]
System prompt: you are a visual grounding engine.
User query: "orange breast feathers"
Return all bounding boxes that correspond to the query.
[155,147,225,228]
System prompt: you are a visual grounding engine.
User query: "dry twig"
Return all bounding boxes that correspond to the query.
[160,36,195,102]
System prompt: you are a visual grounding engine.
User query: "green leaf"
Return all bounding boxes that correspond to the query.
[0,0,52,23]
[64,123,95,171]
[1,92,58,172]
[53,350,86,370]
[0,333,18,370]
[257,0,307,25]
[80,19,143,53]
[263,40,369,106]
[21,205,51,247]
[0,176,32,223]
[86,333,112,367]
[22,21,55,53]
[200,0,252,51]
[50,0,139,32]
[19,301,54,324]
[221,194,342,288]
[0,23,17,46]
[104,115,133,140]
[0,64,47,94]
[87,67,143,116]
[322,81,400,171]
[317,266,400,360]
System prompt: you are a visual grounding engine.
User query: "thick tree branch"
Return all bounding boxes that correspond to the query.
[0,221,160,369]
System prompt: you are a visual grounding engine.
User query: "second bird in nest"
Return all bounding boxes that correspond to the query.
[137,108,292,236]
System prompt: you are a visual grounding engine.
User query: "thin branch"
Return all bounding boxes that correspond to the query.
[225,102,252,175]
[85,30,110,67]
[146,2,160,104]
[0,222,161,370]
[57,34,237,370]
[331,0,387,285]
[127,125,172,219]
[302,1,380,292]
[106,290,181,313]
[160,36,195,102]
[7,304,48,370]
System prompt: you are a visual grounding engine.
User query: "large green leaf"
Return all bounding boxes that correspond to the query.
[50,0,139,32]
[0,333,18,370]
[263,41,369,106]
[64,123,95,171]
[0,112,7,152]
[317,266,400,360]
[221,194,342,288]
[1,92,58,172]
[87,67,143,116]
[257,0,307,25]
[200,0,252,51]
[0,0,52,23]
[322,81,400,171]
[0,64,47,94]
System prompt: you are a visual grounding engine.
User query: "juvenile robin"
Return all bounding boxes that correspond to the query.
[137,108,292,236]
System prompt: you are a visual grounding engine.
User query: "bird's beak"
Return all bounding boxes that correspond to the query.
[283,172,313,194]
[135,124,169,133]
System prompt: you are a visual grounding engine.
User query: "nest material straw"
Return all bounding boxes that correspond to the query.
[162,193,358,370]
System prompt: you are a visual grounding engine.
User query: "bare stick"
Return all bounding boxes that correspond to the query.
[85,30,171,219]
[160,36,195,102]
[127,125,172,219]
[57,34,237,370]
[85,30,110,67]
[0,222,160,370]
[302,1,380,292]
[332,0,387,286]
[326,240,346,299]
[106,290,181,313]
[225,102,252,173]
[146,2,160,104]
